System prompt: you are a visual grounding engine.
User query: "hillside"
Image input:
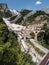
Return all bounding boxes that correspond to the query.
[24,10,49,25]
[9,10,49,26]
[0,9,12,17]
[9,8,49,49]
[0,3,49,65]
[20,9,32,16]
[0,16,36,65]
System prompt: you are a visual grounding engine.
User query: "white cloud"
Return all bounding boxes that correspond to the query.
[36,1,42,5]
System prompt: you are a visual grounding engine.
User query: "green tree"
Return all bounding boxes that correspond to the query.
[0,16,36,65]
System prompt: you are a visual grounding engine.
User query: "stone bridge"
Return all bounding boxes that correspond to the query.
[21,28,45,40]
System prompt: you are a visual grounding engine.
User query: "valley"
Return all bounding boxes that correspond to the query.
[0,3,49,65]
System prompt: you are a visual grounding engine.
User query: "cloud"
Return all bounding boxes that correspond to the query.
[36,1,42,5]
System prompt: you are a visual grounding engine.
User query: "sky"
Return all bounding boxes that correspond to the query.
[0,0,49,11]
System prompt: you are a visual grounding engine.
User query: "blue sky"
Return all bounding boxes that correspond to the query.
[0,0,49,11]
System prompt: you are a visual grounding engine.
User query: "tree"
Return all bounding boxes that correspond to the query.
[41,23,47,30]
[37,32,45,41]
[0,16,36,65]
[44,28,49,45]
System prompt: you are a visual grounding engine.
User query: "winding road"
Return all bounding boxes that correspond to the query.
[3,18,49,64]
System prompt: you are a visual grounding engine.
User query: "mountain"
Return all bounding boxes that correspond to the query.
[41,8,49,14]
[0,3,8,12]
[0,3,12,17]
[0,3,49,26]
[10,10,49,26]
[10,9,20,16]
[0,3,49,65]
[20,9,32,16]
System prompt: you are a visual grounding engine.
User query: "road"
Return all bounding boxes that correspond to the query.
[18,36,42,63]
[3,18,48,63]
[3,18,26,32]
[17,33,42,63]
[30,39,49,53]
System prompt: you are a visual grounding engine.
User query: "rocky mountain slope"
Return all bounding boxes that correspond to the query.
[0,4,49,26]
[41,8,49,14]
[9,9,49,26]
[0,3,49,65]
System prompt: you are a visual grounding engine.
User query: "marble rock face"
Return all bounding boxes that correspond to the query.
[0,3,8,12]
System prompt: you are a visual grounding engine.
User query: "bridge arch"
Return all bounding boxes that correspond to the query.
[30,32,35,39]
[21,28,45,41]
[29,30,45,41]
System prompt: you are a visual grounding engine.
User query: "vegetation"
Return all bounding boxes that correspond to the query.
[20,9,31,16]
[4,10,12,18]
[0,16,36,65]
[37,24,49,49]
[33,11,46,16]
[0,11,4,17]
[37,32,45,42]
[14,10,49,26]
[0,16,9,44]
[1,4,49,64]
[0,10,12,18]
[10,15,17,21]
[15,16,23,25]
[23,10,49,25]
